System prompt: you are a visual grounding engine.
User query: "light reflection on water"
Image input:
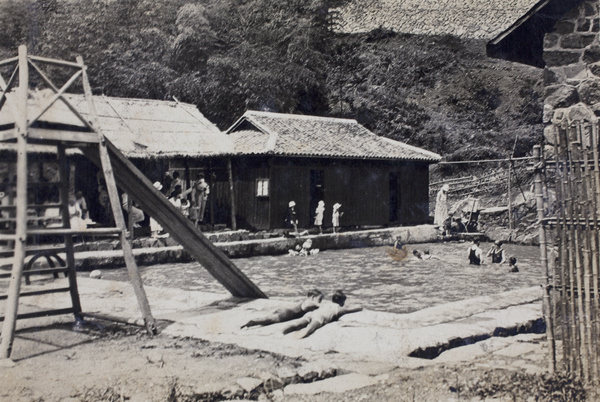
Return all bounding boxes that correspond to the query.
[99,242,543,314]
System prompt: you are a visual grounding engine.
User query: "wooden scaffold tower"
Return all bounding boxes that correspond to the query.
[0,46,158,362]
[0,46,266,363]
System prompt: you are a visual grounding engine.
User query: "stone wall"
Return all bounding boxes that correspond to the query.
[543,1,600,132]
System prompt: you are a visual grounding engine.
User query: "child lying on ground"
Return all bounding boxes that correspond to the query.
[282,290,362,339]
[241,289,324,329]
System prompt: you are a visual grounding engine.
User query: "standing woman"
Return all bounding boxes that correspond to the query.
[314,200,325,234]
[434,184,450,226]
[332,203,343,233]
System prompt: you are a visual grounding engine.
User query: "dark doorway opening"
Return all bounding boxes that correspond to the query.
[310,169,324,224]
[389,172,400,224]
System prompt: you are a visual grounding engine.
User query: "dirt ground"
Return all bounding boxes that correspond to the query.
[0,316,590,402]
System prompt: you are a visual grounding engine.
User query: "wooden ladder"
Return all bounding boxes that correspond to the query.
[0,46,156,362]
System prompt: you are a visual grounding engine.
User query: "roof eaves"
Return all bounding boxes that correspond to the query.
[378,136,442,161]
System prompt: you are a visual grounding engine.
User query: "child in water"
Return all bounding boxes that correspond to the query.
[508,256,519,272]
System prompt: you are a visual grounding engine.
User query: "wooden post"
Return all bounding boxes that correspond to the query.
[553,125,571,370]
[57,144,83,320]
[571,127,592,382]
[578,123,599,381]
[590,121,600,382]
[227,158,237,230]
[533,144,556,373]
[507,158,513,230]
[566,127,588,378]
[78,56,156,335]
[561,126,580,373]
[0,45,29,360]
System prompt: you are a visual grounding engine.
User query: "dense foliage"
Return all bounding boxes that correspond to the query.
[0,0,544,162]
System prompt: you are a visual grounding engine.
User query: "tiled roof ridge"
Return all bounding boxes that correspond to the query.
[333,0,541,39]
[244,110,358,124]
[379,135,441,160]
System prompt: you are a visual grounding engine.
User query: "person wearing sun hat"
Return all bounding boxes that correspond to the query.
[285,200,299,236]
[332,203,343,233]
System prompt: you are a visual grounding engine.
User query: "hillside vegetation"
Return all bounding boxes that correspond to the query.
[0,0,544,171]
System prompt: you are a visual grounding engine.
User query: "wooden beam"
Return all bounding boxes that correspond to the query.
[0,56,18,67]
[78,55,157,335]
[0,308,75,322]
[0,45,29,360]
[57,144,83,320]
[28,128,99,144]
[0,129,16,142]
[28,60,92,130]
[28,68,83,125]
[0,65,18,112]
[0,287,71,300]
[28,55,81,69]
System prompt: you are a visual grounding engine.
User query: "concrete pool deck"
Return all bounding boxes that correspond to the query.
[13,277,548,387]
[4,225,443,271]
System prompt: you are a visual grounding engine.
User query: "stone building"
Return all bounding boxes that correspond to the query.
[487,0,598,135]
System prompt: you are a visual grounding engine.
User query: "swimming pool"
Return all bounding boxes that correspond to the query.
[98,241,543,314]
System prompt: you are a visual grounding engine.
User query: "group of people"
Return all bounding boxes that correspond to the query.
[286,200,343,236]
[241,289,361,339]
[150,171,211,237]
[468,239,519,272]
[287,238,320,257]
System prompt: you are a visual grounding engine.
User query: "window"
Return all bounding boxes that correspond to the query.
[256,178,269,197]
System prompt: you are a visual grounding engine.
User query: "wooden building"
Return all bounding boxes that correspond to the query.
[0,91,231,224]
[218,111,441,231]
[1,92,441,230]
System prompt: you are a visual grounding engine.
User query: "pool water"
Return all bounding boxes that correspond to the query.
[98,241,543,314]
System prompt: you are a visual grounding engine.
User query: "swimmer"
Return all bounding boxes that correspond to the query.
[508,256,519,273]
[412,249,441,261]
[241,289,324,329]
[486,240,506,264]
[468,239,483,265]
[282,290,362,339]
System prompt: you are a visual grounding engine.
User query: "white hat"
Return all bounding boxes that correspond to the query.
[153,181,163,191]
[333,203,341,210]
[442,184,449,191]
[289,201,296,207]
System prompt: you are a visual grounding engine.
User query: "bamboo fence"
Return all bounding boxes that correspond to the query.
[541,120,600,384]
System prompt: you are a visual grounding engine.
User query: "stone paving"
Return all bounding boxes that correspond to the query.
[10,276,549,397]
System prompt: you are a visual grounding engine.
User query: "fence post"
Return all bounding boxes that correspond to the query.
[508,158,513,230]
[534,144,556,373]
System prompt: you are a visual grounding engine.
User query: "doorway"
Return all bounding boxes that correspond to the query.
[310,169,324,223]
[389,172,400,223]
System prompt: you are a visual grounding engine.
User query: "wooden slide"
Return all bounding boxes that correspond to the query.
[80,140,267,299]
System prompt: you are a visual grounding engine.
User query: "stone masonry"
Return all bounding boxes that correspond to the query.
[543,1,600,135]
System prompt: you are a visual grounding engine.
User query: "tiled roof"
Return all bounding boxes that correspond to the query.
[334,0,541,39]
[226,111,441,162]
[0,90,233,158]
